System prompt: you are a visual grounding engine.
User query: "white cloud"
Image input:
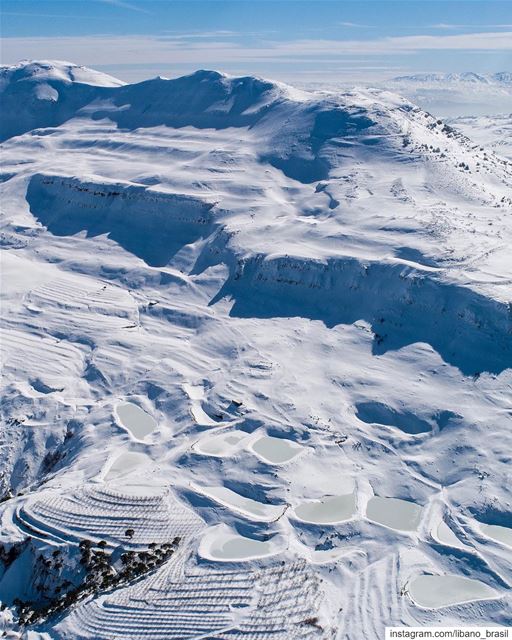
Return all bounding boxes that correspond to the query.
[432,23,512,30]
[273,31,512,54]
[98,0,152,14]
[1,30,511,71]
[339,22,373,28]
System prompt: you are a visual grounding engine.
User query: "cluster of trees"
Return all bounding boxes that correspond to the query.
[12,535,181,627]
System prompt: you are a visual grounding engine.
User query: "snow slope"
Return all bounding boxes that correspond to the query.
[1,61,511,639]
[449,114,512,161]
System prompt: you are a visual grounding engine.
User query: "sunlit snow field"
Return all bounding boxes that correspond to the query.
[0,60,511,639]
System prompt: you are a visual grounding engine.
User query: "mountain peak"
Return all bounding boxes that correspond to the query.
[0,59,125,88]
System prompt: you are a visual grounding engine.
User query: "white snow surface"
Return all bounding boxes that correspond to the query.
[0,60,511,639]
[448,114,512,161]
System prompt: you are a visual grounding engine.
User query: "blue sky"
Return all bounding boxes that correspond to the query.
[1,1,511,83]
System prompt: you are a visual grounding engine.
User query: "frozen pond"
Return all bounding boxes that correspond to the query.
[481,523,512,547]
[293,493,356,524]
[250,435,303,464]
[409,574,497,608]
[105,452,148,480]
[192,484,286,522]
[194,430,248,457]
[366,497,422,532]
[199,527,282,561]
[435,521,464,548]
[116,402,156,440]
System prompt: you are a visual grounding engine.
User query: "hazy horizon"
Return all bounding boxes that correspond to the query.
[2,0,511,84]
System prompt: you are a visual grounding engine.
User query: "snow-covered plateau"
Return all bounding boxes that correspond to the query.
[0,60,511,639]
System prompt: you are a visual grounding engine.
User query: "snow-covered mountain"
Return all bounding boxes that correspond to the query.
[0,60,124,141]
[1,61,511,639]
[393,71,512,85]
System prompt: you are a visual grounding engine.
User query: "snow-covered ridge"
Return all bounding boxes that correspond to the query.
[0,60,125,89]
[0,61,299,142]
[0,61,455,151]
[0,61,124,141]
[1,61,511,187]
[393,71,512,85]
[27,174,216,267]
[214,253,512,376]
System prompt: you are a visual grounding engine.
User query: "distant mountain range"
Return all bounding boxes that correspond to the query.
[392,71,512,85]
